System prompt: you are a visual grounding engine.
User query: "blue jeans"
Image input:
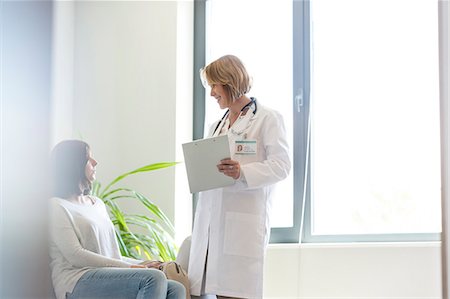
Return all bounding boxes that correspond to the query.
[66,268,186,299]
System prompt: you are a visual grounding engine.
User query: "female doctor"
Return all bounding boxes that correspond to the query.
[188,55,291,299]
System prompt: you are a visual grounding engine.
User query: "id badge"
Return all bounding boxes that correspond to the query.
[235,140,257,155]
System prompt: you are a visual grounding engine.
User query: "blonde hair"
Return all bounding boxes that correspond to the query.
[200,55,252,100]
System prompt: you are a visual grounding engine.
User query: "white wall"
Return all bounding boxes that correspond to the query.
[72,0,178,221]
[264,243,442,299]
[174,0,194,243]
[51,0,193,245]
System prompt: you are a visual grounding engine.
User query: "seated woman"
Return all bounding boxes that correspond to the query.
[49,139,185,299]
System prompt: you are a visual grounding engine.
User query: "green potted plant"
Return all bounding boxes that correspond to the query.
[91,162,178,262]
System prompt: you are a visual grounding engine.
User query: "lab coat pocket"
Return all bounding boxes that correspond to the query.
[223,212,264,258]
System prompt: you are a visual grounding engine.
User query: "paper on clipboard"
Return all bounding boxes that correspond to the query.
[182,135,234,193]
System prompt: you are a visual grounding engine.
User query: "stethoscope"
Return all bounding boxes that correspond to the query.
[212,97,258,136]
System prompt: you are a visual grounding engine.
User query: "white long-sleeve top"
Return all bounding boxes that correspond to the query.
[49,197,141,299]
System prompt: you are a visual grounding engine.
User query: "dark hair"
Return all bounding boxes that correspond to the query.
[50,140,91,198]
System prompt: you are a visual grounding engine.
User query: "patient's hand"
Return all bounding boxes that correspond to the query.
[130,264,146,268]
[139,260,163,269]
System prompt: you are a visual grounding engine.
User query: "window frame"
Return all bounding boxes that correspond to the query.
[193,0,441,243]
[268,0,310,243]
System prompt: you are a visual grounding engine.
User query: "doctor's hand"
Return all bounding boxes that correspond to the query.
[218,158,241,180]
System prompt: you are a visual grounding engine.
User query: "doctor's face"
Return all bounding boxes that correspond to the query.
[210,84,232,109]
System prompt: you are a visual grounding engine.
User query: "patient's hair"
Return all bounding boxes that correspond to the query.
[50,140,91,198]
[200,54,252,101]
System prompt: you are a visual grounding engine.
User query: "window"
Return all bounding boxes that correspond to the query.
[204,0,293,229]
[194,0,299,241]
[194,0,441,243]
[305,0,441,242]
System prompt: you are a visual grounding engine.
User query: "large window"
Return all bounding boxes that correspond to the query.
[305,0,441,241]
[194,0,441,243]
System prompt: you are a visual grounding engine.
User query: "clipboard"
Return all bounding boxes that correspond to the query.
[182,135,234,193]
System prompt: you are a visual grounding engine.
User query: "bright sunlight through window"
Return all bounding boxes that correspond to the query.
[310,0,441,235]
[204,0,294,228]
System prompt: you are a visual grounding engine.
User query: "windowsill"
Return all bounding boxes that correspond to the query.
[268,241,441,249]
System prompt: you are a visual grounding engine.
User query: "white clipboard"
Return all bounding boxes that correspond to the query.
[182,135,234,193]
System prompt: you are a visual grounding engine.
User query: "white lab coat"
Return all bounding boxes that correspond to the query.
[188,102,291,299]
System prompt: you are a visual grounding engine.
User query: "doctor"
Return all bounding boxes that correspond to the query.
[188,55,291,299]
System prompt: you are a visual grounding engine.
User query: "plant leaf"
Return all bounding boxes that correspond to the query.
[133,191,175,233]
[95,161,179,261]
[100,162,178,197]
[102,187,134,200]
[115,229,130,257]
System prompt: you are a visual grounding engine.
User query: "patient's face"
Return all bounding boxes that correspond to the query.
[85,150,98,183]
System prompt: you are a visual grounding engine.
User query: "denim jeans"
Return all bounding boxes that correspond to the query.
[66,268,186,299]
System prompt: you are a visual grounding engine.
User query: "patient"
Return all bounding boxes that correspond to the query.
[49,139,185,299]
